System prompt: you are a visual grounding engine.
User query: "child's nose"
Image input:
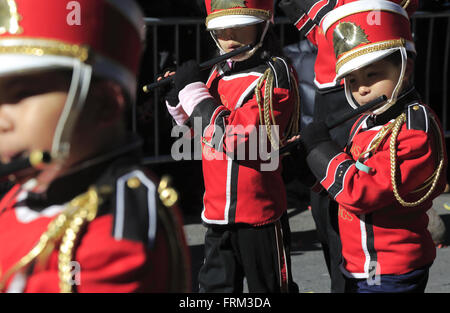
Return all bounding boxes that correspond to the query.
[0,118,13,133]
[0,108,13,133]
[221,29,234,40]
[358,85,370,96]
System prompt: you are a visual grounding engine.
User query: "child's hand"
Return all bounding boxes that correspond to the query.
[286,134,301,144]
[156,70,178,107]
[173,60,203,93]
[157,70,176,82]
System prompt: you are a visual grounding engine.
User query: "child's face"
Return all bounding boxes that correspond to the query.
[215,24,259,54]
[0,71,70,164]
[346,58,402,107]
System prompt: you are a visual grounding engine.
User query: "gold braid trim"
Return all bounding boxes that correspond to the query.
[356,113,444,207]
[400,0,411,9]
[255,68,301,150]
[0,188,100,293]
[285,72,300,140]
[265,68,278,149]
[255,68,280,150]
[0,39,90,62]
[206,8,272,27]
[390,113,445,207]
[255,70,268,126]
[357,119,396,163]
[0,209,71,292]
[58,188,100,293]
[336,39,406,74]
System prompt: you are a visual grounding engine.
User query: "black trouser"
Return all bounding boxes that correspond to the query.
[310,192,346,293]
[198,213,299,293]
[344,265,431,293]
[310,86,355,293]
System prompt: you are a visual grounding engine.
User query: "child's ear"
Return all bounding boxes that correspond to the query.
[403,58,415,83]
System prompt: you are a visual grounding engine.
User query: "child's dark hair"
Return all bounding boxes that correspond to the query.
[383,49,415,86]
[383,49,416,66]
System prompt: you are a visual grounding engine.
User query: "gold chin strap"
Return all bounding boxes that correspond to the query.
[0,187,101,293]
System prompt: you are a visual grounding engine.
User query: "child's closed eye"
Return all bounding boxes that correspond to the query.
[2,87,41,103]
[366,71,379,78]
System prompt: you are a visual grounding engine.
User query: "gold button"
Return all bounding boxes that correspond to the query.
[160,188,178,207]
[413,105,420,111]
[127,177,141,189]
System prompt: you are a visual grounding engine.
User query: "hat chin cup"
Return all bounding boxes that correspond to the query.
[343,45,408,115]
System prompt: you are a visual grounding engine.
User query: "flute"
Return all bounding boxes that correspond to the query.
[142,44,254,93]
[0,151,52,179]
[279,95,388,155]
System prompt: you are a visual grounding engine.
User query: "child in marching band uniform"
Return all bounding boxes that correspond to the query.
[299,0,447,292]
[0,0,190,292]
[164,0,300,292]
[278,0,419,292]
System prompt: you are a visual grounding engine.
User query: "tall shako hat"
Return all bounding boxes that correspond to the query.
[322,0,415,114]
[205,0,273,30]
[204,0,274,60]
[0,0,145,160]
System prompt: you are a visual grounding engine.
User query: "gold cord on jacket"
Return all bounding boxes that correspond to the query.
[58,188,100,293]
[285,72,300,140]
[256,68,279,149]
[0,187,101,293]
[255,67,300,150]
[357,112,445,207]
[357,118,396,164]
[390,113,445,207]
[400,0,411,9]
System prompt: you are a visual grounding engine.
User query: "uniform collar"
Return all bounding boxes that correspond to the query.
[370,86,420,127]
[219,50,269,75]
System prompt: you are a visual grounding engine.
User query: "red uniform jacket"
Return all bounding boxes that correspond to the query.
[188,56,298,226]
[306,90,447,277]
[279,0,419,90]
[0,145,190,292]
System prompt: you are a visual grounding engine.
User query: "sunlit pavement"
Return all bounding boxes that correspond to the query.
[183,192,450,293]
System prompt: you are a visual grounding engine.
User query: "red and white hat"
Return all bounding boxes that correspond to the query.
[204,0,274,61]
[321,0,415,114]
[205,0,273,30]
[0,0,145,159]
